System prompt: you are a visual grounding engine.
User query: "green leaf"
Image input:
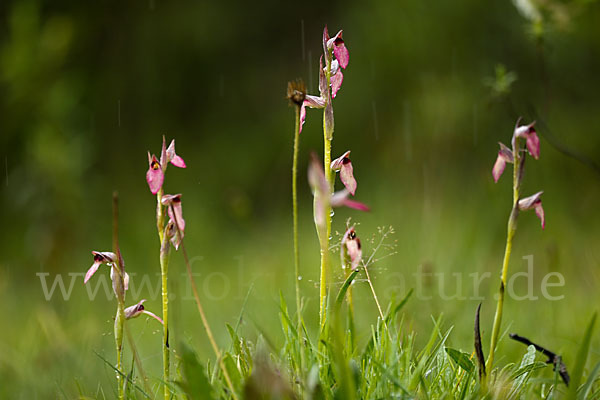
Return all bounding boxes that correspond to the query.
[174,343,216,400]
[445,347,475,374]
[568,313,597,400]
[335,269,360,309]
[579,360,600,400]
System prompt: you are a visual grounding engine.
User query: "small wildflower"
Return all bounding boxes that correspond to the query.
[85,251,129,298]
[125,299,164,325]
[309,154,368,229]
[146,137,186,194]
[514,120,540,160]
[323,28,349,98]
[341,227,362,271]
[331,150,357,195]
[166,139,186,168]
[146,153,164,195]
[162,194,185,250]
[518,191,545,229]
[84,251,117,284]
[492,142,514,183]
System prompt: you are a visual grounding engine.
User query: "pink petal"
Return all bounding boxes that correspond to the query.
[160,136,168,167]
[322,26,330,59]
[535,201,545,229]
[518,191,543,211]
[123,272,129,291]
[331,69,344,98]
[526,130,540,159]
[124,299,146,319]
[167,139,186,168]
[342,198,370,212]
[142,310,164,325]
[146,155,164,194]
[319,56,327,98]
[304,95,326,108]
[340,160,357,196]
[84,262,101,284]
[167,200,185,233]
[299,103,306,134]
[341,227,362,271]
[331,151,351,171]
[308,153,329,196]
[333,39,349,69]
[492,154,507,183]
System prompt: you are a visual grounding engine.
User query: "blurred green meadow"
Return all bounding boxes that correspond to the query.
[1,0,600,397]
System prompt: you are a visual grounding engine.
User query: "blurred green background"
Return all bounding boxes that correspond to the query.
[1,0,600,397]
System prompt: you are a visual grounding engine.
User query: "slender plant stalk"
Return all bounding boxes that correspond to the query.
[364,265,392,342]
[170,205,239,400]
[318,57,333,328]
[159,230,171,400]
[291,103,306,380]
[154,188,171,400]
[112,192,126,400]
[486,139,522,374]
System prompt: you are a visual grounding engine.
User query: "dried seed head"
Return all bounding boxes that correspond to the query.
[286,79,306,106]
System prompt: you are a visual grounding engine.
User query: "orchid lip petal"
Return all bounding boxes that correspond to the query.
[146,155,164,194]
[340,159,357,195]
[330,69,344,98]
[84,262,101,284]
[492,154,507,183]
[304,95,326,109]
[299,103,306,134]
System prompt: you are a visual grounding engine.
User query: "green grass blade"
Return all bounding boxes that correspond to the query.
[568,312,597,400]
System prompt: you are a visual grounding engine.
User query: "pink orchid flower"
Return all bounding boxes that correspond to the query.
[341,226,362,271]
[331,150,357,195]
[323,27,349,98]
[161,194,185,250]
[308,154,368,229]
[518,191,545,229]
[84,251,130,297]
[514,121,540,160]
[124,299,164,325]
[146,137,186,194]
[492,142,514,183]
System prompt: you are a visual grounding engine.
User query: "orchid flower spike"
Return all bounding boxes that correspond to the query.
[514,120,540,160]
[492,142,514,183]
[323,27,349,98]
[146,137,186,194]
[125,299,164,325]
[518,191,545,229]
[162,194,185,250]
[331,150,357,195]
[341,226,362,271]
[308,154,369,229]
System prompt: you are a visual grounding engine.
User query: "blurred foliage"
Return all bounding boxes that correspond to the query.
[1,0,599,397]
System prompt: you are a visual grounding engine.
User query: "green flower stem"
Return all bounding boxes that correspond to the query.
[292,103,305,379]
[114,300,125,400]
[160,229,171,400]
[486,139,522,375]
[112,192,126,400]
[319,56,333,329]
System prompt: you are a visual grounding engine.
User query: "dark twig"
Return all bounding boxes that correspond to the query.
[509,333,570,386]
[474,303,486,380]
